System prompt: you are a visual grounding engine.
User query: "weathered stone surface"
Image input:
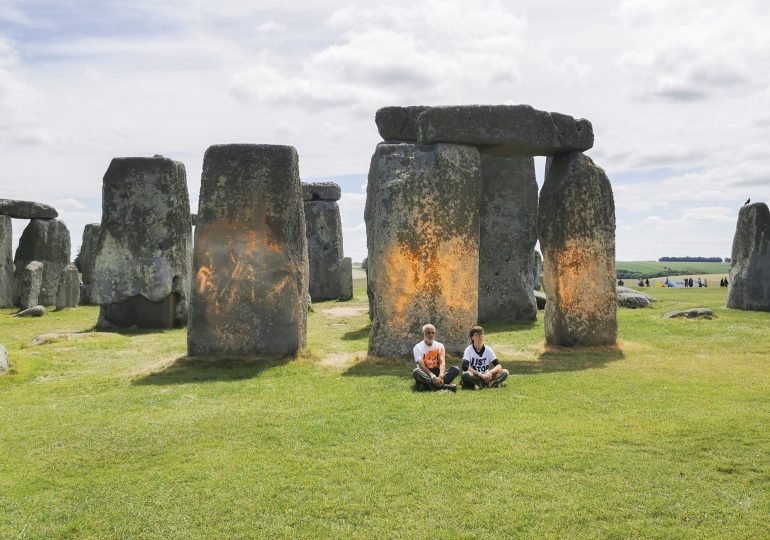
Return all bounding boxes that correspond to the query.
[15,261,43,310]
[0,215,12,307]
[617,291,650,308]
[663,308,713,319]
[478,154,538,322]
[93,156,192,328]
[304,189,343,301]
[538,151,617,346]
[302,182,341,202]
[14,219,70,306]
[188,144,308,357]
[417,105,594,157]
[14,305,46,317]
[727,202,770,311]
[534,289,546,310]
[533,250,544,292]
[366,142,482,356]
[55,264,80,310]
[0,198,58,219]
[0,343,8,374]
[375,106,430,142]
[79,223,100,305]
[339,257,353,301]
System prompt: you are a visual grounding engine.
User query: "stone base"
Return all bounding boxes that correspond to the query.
[98,294,179,329]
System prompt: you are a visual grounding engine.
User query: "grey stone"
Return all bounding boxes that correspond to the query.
[366,142,482,356]
[13,219,70,306]
[0,344,8,374]
[533,250,544,292]
[78,223,100,305]
[375,106,430,142]
[14,305,46,317]
[478,154,538,322]
[0,198,58,219]
[15,261,43,310]
[339,257,353,301]
[617,286,654,301]
[538,151,617,346]
[55,264,80,310]
[93,156,192,328]
[534,289,546,310]
[416,105,594,157]
[663,308,713,319]
[304,186,344,301]
[727,202,770,311]
[302,182,342,202]
[0,215,12,307]
[617,291,651,309]
[188,144,309,357]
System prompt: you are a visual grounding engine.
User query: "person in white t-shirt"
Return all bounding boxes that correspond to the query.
[412,323,459,392]
[461,325,509,390]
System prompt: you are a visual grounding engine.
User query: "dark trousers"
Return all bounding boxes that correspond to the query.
[413,365,460,389]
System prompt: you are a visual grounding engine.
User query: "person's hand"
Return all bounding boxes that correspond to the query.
[482,372,491,382]
[433,376,444,387]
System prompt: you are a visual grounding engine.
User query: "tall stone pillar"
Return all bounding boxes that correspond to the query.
[366,143,482,356]
[727,202,770,311]
[0,215,12,307]
[13,219,70,306]
[303,182,344,301]
[188,144,308,357]
[538,151,616,346]
[79,223,101,305]
[478,154,538,322]
[93,156,192,328]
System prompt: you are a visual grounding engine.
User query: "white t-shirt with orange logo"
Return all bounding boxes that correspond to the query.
[413,340,445,370]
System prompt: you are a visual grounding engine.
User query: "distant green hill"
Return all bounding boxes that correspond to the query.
[616,261,730,279]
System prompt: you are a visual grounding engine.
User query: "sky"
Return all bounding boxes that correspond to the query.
[1,0,769,263]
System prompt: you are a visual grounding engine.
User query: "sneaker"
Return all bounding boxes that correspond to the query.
[444,384,457,393]
[489,372,509,388]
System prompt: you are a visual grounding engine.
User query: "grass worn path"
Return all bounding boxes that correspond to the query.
[0,284,768,539]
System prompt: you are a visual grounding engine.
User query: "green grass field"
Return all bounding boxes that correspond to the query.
[617,261,730,277]
[1,280,768,539]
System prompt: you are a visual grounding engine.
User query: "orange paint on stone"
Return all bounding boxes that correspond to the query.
[552,238,610,321]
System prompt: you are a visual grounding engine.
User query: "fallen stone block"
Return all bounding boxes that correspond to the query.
[663,308,714,319]
[14,305,46,317]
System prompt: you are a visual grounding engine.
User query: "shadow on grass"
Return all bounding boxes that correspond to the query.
[509,345,625,375]
[342,345,624,378]
[132,355,291,385]
[84,325,175,336]
[341,323,371,341]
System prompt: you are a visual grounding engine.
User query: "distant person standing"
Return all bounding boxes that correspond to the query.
[645,278,650,287]
[689,278,694,288]
[720,277,725,287]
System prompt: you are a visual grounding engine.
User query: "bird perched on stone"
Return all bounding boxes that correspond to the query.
[744,198,751,205]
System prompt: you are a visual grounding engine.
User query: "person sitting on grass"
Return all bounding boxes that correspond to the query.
[412,323,459,392]
[461,326,509,390]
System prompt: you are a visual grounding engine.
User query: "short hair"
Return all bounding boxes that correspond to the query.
[422,323,436,333]
[469,325,484,339]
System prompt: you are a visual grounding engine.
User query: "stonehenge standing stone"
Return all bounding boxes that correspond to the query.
[13,219,70,306]
[55,264,80,310]
[417,105,594,157]
[366,143,482,356]
[302,182,344,301]
[533,249,544,292]
[78,224,101,305]
[477,154,538,322]
[0,215,12,307]
[16,261,43,310]
[339,257,353,301]
[93,156,192,328]
[188,144,308,357]
[538,151,617,346]
[727,202,770,311]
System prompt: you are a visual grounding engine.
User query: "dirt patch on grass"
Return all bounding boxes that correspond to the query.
[321,306,368,318]
[317,351,366,369]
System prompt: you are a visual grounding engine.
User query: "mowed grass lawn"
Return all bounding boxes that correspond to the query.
[1,279,768,539]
